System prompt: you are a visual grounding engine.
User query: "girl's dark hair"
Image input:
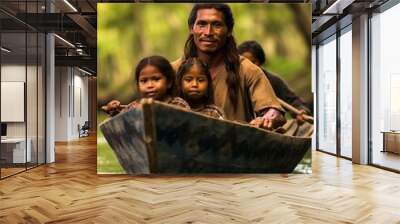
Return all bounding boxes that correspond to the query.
[184,3,240,110]
[135,55,175,96]
[175,58,214,105]
[238,40,266,65]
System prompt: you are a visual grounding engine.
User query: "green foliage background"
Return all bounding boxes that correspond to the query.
[97,3,312,174]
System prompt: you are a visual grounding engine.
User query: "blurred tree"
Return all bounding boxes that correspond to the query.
[98,3,311,106]
[288,4,313,106]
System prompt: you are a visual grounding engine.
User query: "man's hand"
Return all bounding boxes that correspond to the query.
[250,108,286,130]
[249,116,265,128]
[295,109,307,124]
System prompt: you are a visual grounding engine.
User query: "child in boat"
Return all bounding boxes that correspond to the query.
[175,57,225,119]
[102,55,190,115]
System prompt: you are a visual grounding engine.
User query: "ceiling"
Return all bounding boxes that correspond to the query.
[311,0,389,43]
[0,0,393,75]
[1,0,97,74]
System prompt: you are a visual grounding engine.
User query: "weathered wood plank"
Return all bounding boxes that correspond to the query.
[100,101,311,174]
[100,108,150,174]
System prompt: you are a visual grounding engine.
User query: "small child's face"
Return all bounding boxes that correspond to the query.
[138,65,169,100]
[181,64,208,100]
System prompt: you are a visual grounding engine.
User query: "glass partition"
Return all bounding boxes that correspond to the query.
[317,35,337,154]
[1,30,28,177]
[370,3,400,171]
[339,26,352,158]
[0,2,46,179]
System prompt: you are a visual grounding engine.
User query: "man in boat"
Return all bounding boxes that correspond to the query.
[237,40,311,122]
[171,3,286,130]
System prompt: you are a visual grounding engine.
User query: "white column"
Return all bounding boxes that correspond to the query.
[352,14,369,164]
[46,33,55,163]
[45,0,55,163]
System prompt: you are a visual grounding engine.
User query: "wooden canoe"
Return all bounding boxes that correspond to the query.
[100,100,311,174]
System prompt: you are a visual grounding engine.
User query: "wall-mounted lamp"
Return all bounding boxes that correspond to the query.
[54,34,75,48]
[63,0,78,12]
[78,67,93,76]
[76,48,85,55]
[322,0,355,15]
[1,47,11,53]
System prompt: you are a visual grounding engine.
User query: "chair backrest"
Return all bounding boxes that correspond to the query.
[82,121,90,130]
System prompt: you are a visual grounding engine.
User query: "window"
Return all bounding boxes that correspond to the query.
[370,3,400,171]
[339,27,352,158]
[317,35,337,154]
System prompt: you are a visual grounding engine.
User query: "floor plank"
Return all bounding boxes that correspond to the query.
[0,135,399,223]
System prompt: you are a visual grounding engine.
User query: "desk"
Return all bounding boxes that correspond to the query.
[382,131,400,154]
[1,138,31,163]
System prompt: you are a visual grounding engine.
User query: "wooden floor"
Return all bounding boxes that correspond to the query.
[1,167,26,177]
[372,150,400,171]
[1,135,400,223]
[1,163,45,178]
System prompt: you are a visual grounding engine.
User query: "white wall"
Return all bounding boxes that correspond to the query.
[1,65,28,138]
[1,64,26,81]
[55,67,89,141]
[55,67,69,141]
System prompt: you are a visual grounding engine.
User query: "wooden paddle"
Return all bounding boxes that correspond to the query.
[277,98,314,124]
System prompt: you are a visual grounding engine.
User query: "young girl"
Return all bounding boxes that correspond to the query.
[175,58,224,119]
[102,55,190,115]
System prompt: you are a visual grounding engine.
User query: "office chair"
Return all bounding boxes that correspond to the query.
[79,121,90,138]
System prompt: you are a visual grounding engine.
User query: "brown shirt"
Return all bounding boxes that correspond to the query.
[172,57,284,122]
[263,69,311,116]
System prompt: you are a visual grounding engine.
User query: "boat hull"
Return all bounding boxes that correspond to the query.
[100,101,311,174]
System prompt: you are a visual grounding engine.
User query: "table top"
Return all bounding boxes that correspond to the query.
[1,138,27,143]
[381,131,400,134]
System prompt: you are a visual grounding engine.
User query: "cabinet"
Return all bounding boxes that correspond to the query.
[0,138,32,165]
[382,131,400,154]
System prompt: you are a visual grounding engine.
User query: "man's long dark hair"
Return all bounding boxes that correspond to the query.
[184,3,240,109]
